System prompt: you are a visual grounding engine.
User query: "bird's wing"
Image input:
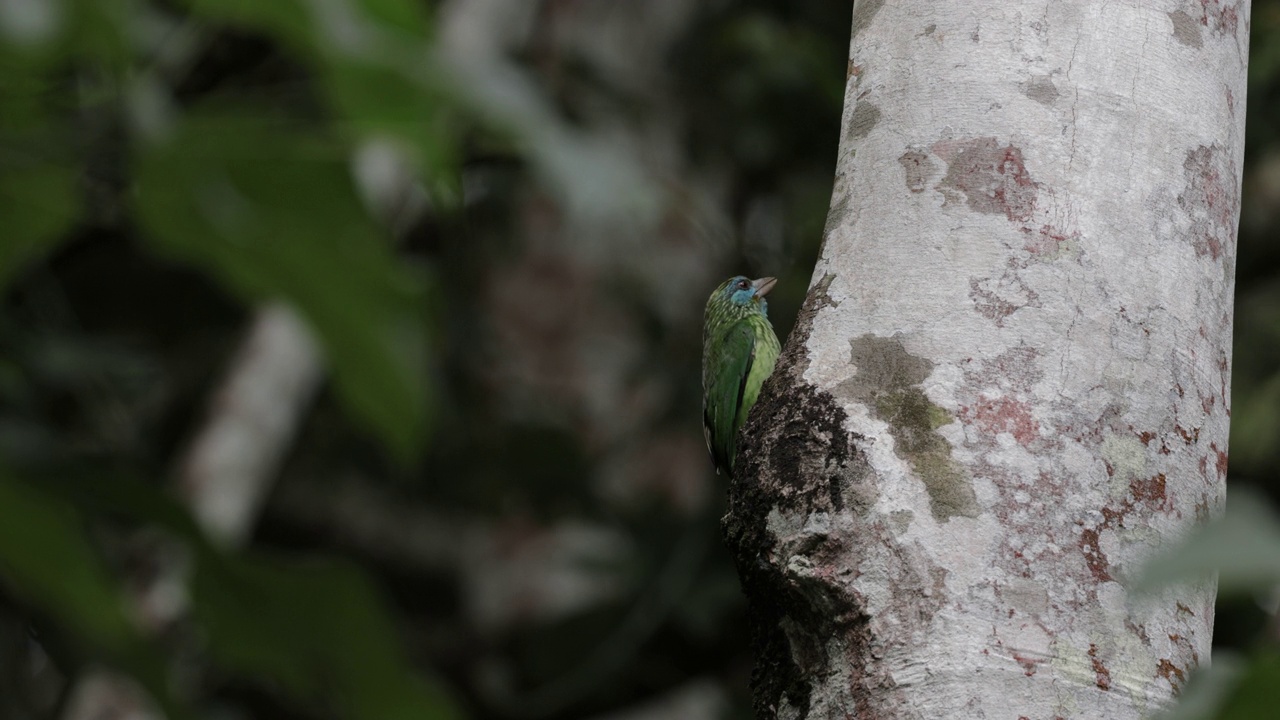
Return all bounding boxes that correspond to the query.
[703,320,756,476]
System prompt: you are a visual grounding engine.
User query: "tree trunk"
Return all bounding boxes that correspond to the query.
[723,1,1248,718]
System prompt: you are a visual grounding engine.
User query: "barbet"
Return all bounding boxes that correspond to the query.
[702,276,781,477]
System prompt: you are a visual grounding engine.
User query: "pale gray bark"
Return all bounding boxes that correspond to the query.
[725,1,1248,718]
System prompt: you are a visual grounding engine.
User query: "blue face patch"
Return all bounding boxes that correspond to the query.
[723,276,753,305]
[722,276,768,315]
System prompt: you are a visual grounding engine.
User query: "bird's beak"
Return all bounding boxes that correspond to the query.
[751,277,778,297]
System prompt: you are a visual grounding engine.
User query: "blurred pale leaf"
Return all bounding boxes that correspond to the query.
[1167,650,1280,720]
[435,0,659,226]
[1162,653,1246,720]
[133,109,430,460]
[0,0,63,48]
[1136,489,1280,595]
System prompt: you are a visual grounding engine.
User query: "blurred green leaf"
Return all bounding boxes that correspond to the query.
[176,0,314,55]
[1136,489,1280,595]
[178,0,427,49]
[0,49,78,293]
[0,472,185,718]
[0,134,77,291]
[1215,651,1280,720]
[179,0,458,197]
[322,59,458,187]
[192,553,460,720]
[0,472,133,650]
[33,467,461,719]
[133,108,431,461]
[44,468,208,545]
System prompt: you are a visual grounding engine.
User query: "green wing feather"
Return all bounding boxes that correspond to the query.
[703,320,757,476]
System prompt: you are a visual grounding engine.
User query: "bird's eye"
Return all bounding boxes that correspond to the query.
[737,280,749,290]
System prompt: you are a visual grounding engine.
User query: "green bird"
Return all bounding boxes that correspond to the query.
[702,275,781,477]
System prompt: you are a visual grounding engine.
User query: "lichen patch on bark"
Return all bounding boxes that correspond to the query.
[1021,74,1060,105]
[847,101,882,141]
[839,334,979,520]
[850,0,885,39]
[1167,10,1204,47]
[898,148,937,193]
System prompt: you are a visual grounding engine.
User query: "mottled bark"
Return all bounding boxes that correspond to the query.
[723,1,1248,718]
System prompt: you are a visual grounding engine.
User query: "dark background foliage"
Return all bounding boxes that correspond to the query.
[0,1,1277,719]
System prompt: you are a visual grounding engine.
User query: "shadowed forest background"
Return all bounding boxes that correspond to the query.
[1,1,1280,719]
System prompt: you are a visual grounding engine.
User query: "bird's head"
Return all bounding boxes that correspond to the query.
[718,275,777,315]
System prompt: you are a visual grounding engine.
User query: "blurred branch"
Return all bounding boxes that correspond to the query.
[62,673,160,720]
[62,303,324,720]
[175,303,323,546]
[270,475,634,632]
[584,680,727,720]
[480,520,708,719]
[435,0,660,224]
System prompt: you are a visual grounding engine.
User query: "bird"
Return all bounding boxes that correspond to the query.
[702,275,781,477]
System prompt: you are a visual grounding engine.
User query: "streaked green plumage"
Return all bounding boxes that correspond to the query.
[702,275,781,477]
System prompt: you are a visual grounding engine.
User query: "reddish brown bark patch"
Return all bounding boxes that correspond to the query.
[1176,424,1201,445]
[1079,526,1112,582]
[1177,144,1238,261]
[964,396,1039,446]
[1131,473,1167,509]
[1013,653,1040,677]
[969,277,1020,324]
[967,264,1040,326]
[1197,0,1242,35]
[1089,644,1113,690]
[1023,224,1077,257]
[1212,442,1229,478]
[934,137,1038,222]
[1157,658,1187,692]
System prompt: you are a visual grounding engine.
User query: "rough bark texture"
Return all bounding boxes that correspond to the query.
[722,1,1248,718]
